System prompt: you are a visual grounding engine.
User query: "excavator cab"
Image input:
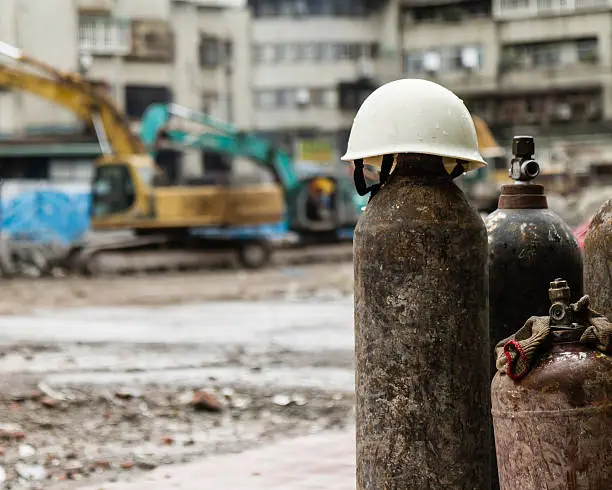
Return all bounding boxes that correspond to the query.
[90,155,158,225]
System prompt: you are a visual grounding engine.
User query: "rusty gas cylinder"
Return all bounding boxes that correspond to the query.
[485,137,584,490]
[584,198,612,319]
[485,136,583,352]
[353,155,490,488]
[491,279,612,489]
[345,79,491,489]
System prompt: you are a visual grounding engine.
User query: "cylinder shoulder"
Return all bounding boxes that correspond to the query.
[492,345,612,413]
[356,175,485,234]
[585,199,612,245]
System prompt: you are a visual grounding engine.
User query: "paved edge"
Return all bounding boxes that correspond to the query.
[77,428,356,490]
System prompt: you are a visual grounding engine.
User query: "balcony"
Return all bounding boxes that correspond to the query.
[78,15,131,56]
[493,0,612,20]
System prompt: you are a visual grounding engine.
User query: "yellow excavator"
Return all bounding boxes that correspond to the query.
[0,41,286,273]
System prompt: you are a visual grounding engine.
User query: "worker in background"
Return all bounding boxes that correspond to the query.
[306,177,335,222]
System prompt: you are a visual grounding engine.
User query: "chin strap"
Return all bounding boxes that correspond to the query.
[448,161,466,180]
[353,155,394,202]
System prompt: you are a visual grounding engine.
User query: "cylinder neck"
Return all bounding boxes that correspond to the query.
[498,183,548,210]
[394,154,449,178]
[549,325,588,344]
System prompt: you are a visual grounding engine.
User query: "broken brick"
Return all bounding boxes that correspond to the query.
[192,390,222,412]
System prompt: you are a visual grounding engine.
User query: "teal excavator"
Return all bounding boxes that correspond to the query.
[139,103,367,245]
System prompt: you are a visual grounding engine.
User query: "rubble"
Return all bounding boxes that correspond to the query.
[14,463,46,481]
[192,390,222,412]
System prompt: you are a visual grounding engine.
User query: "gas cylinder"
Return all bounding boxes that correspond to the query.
[584,198,612,319]
[491,279,612,489]
[345,79,491,489]
[485,136,584,490]
[485,136,584,351]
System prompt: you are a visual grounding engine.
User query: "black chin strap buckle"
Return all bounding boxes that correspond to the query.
[353,154,394,203]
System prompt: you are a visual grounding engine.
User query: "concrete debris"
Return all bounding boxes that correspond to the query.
[14,463,46,481]
[115,388,142,400]
[37,382,67,402]
[17,444,36,459]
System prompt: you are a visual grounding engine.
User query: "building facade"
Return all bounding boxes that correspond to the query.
[0,0,252,133]
[3,0,612,175]
[400,0,612,174]
[247,0,402,164]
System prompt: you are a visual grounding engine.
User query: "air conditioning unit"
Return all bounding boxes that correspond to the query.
[423,51,441,74]
[295,88,310,107]
[554,103,572,121]
[130,20,175,62]
[461,47,480,70]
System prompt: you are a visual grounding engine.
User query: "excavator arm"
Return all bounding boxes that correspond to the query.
[140,103,300,191]
[0,43,144,156]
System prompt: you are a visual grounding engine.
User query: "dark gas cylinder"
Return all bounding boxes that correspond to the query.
[491,279,612,489]
[485,137,583,490]
[584,199,612,319]
[354,155,490,489]
[485,136,584,351]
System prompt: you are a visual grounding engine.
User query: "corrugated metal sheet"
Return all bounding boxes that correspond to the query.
[0,143,101,157]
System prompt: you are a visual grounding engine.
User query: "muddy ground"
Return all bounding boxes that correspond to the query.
[0,261,355,489]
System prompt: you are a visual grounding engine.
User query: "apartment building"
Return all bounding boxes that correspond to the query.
[3,0,612,175]
[400,0,612,173]
[0,0,255,181]
[0,0,251,133]
[247,0,403,165]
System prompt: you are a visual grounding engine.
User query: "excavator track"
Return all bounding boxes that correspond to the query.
[3,234,349,278]
[61,242,354,277]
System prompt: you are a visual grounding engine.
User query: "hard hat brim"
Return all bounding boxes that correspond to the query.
[341,148,487,173]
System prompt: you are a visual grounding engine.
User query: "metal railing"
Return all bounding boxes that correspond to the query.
[493,0,612,19]
[78,16,131,55]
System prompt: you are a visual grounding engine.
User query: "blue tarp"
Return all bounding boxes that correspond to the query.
[1,190,91,245]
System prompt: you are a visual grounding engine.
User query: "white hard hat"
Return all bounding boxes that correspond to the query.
[341,78,487,173]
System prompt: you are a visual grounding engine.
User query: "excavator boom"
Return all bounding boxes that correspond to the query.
[0,61,144,156]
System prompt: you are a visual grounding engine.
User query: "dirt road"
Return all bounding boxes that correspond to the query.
[0,261,355,489]
[0,262,354,315]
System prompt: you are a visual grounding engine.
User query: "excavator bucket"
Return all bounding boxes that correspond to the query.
[472,115,504,159]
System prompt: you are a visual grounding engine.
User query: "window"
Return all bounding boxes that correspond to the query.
[577,38,598,63]
[274,44,289,62]
[404,51,424,74]
[252,0,368,18]
[255,90,276,109]
[202,92,218,113]
[294,43,309,61]
[78,15,131,55]
[309,88,324,106]
[253,45,265,64]
[333,43,351,60]
[314,43,333,61]
[502,39,594,70]
[446,47,463,71]
[91,164,135,218]
[257,45,275,63]
[322,88,338,109]
[532,44,560,67]
[200,37,220,67]
[276,89,295,107]
[125,85,172,119]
